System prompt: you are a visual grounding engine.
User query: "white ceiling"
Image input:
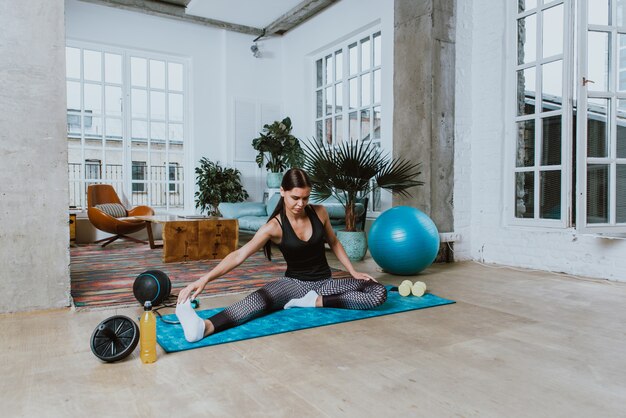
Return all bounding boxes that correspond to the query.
[186,0,304,29]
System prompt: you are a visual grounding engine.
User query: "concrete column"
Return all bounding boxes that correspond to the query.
[393,0,456,232]
[0,0,69,312]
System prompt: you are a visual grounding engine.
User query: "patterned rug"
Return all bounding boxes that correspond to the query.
[70,242,349,308]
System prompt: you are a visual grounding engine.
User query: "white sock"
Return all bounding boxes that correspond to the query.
[284,290,319,309]
[175,300,205,342]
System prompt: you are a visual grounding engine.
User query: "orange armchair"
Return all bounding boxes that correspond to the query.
[87,184,155,247]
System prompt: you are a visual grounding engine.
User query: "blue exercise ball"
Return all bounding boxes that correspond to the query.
[368,206,440,275]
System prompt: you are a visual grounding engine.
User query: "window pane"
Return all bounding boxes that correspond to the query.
[349,78,358,109]
[151,122,166,141]
[325,118,332,145]
[84,83,102,114]
[361,109,370,140]
[542,116,561,165]
[588,32,610,92]
[131,57,147,87]
[619,34,626,92]
[67,81,80,111]
[84,50,101,82]
[316,59,323,87]
[335,115,343,143]
[361,73,371,106]
[361,37,371,71]
[105,53,122,84]
[617,165,626,222]
[132,120,147,140]
[518,0,537,13]
[316,120,323,145]
[335,50,342,81]
[325,86,332,115]
[618,100,626,158]
[67,112,81,135]
[168,62,183,91]
[325,54,333,84]
[587,98,609,158]
[169,123,183,142]
[373,32,381,66]
[588,0,609,25]
[169,93,183,122]
[132,89,147,119]
[150,60,165,89]
[516,120,535,167]
[515,171,535,218]
[373,69,381,103]
[543,5,563,58]
[104,151,123,183]
[316,90,323,118]
[542,60,562,111]
[150,91,166,120]
[373,106,381,139]
[66,47,80,79]
[349,112,358,141]
[540,170,561,219]
[518,14,536,65]
[84,115,102,138]
[618,0,626,26]
[587,165,609,223]
[105,86,121,116]
[517,67,536,116]
[105,118,122,139]
[349,43,358,75]
[335,82,343,112]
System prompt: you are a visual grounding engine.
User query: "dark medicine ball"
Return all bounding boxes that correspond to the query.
[133,270,171,306]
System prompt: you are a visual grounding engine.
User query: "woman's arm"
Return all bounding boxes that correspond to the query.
[314,205,375,281]
[177,220,281,302]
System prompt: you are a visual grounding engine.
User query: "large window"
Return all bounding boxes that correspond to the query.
[66,42,187,210]
[314,30,382,210]
[512,0,626,233]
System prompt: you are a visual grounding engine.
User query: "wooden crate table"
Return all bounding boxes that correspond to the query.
[133,215,239,263]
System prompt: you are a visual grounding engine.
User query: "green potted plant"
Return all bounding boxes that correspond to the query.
[252,117,304,188]
[195,158,249,216]
[302,139,423,260]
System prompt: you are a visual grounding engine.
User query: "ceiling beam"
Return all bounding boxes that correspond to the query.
[264,0,339,36]
[77,0,263,36]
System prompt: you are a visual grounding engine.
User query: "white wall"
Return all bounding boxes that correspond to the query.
[65,0,283,206]
[280,0,396,210]
[0,0,70,312]
[455,0,626,281]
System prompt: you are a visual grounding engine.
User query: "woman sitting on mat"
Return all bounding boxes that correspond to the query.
[175,168,387,342]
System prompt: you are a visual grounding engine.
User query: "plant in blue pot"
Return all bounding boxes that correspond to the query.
[302,139,423,261]
[252,117,304,188]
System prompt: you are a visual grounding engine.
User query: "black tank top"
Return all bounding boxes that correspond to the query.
[278,205,331,281]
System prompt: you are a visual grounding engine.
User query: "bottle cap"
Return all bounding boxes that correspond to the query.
[144,300,152,311]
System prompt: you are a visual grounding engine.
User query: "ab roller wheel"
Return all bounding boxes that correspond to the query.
[90,315,139,362]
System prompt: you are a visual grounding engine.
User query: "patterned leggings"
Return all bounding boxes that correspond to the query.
[208,277,387,334]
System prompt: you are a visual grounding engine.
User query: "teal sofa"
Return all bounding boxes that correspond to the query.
[218,194,368,234]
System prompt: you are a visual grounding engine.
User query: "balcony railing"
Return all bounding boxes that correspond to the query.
[69,163,184,209]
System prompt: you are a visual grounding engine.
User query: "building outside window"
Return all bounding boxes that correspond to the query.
[512,0,626,233]
[66,42,187,210]
[314,30,382,211]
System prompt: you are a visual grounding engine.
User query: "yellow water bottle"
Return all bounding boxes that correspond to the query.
[140,301,157,364]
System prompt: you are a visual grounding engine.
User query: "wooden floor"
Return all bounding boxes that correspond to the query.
[1,251,625,417]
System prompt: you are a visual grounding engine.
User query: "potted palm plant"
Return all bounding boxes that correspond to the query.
[252,117,304,188]
[195,158,249,216]
[302,139,423,260]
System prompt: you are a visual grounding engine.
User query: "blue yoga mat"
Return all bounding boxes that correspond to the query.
[156,286,455,353]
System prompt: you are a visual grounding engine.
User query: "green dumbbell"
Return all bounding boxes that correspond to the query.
[411,281,427,297]
[398,280,413,296]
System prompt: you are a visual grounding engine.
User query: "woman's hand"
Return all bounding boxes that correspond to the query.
[177,278,207,304]
[351,271,378,282]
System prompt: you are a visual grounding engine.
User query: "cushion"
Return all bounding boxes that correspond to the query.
[266,193,281,216]
[238,216,270,232]
[95,203,127,218]
[218,202,267,219]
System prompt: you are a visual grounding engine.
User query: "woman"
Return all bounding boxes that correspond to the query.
[176,168,387,342]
